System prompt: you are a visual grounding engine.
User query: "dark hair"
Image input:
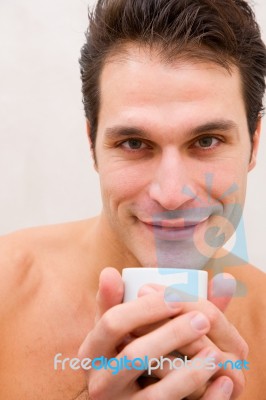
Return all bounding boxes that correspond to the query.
[80,0,266,149]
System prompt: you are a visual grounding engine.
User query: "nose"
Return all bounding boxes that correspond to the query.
[148,147,198,210]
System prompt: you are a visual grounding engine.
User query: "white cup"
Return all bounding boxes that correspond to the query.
[122,268,208,302]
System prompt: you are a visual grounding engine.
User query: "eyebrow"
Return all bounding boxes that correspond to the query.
[104,119,239,141]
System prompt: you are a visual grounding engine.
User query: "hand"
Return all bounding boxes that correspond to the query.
[78,268,243,399]
[135,275,247,399]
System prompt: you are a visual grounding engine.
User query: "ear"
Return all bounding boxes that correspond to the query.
[86,120,98,171]
[248,117,261,172]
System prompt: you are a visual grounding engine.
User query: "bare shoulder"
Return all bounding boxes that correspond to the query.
[0,220,96,398]
[222,256,266,333]
[208,250,266,294]
[221,259,266,398]
[0,228,34,315]
[224,257,266,297]
[0,218,96,315]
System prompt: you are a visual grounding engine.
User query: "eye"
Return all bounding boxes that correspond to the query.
[120,138,147,151]
[194,136,220,149]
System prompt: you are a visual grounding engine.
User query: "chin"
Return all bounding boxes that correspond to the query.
[133,240,212,270]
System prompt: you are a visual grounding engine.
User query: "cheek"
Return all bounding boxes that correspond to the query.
[209,158,248,198]
[98,163,149,211]
[212,158,248,190]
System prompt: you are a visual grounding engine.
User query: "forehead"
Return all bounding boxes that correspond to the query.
[98,44,246,134]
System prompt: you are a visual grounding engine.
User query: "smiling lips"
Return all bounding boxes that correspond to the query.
[142,217,208,229]
[140,217,209,240]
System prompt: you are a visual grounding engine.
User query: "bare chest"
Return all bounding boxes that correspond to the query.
[2,287,95,400]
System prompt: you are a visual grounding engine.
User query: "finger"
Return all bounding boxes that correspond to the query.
[79,289,184,359]
[145,342,242,399]
[186,383,210,400]
[144,351,207,400]
[135,272,235,335]
[78,267,124,360]
[95,267,124,323]
[138,285,246,398]
[171,285,246,357]
[132,282,202,337]
[201,376,234,400]
[139,286,246,398]
[139,274,236,312]
[140,285,247,360]
[124,310,210,370]
[85,310,211,398]
[138,349,239,399]
[133,347,221,400]
[208,273,236,311]
[177,337,244,399]
[159,334,244,399]
[138,355,210,399]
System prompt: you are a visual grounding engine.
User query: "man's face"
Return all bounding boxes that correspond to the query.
[93,45,259,269]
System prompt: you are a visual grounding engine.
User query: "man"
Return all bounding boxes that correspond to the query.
[1,0,266,399]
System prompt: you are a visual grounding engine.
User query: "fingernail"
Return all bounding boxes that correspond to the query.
[164,291,183,308]
[212,273,237,298]
[164,286,182,301]
[190,313,209,331]
[221,378,234,396]
[138,285,157,296]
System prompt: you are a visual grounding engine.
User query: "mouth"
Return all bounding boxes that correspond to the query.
[140,217,209,241]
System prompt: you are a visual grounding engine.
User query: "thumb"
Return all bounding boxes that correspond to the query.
[208,273,236,312]
[95,267,124,323]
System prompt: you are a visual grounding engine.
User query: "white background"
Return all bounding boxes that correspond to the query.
[0,0,265,272]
